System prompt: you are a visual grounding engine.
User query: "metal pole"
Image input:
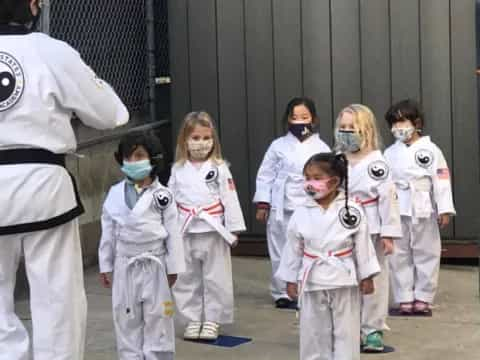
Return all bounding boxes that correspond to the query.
[39,0,50,35]
[146,0,158,122]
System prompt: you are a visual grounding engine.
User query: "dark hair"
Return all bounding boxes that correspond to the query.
[115,131,165,177]
[303,152,351,215]
[0,0,33,25]
[283,97,318,125]
[385,99,424,129]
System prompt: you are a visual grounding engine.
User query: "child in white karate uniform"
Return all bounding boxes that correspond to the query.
[254,97,330,308]
[334,104,402,351]
[384,99,455,314]
[169,111,246,341]
[98,132,185,360]
[277,152,380,360]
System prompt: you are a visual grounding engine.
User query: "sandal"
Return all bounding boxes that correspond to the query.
[183,321,202,340]
[413,300,431,314]
[199,321,220,340]
[399,302,413,314]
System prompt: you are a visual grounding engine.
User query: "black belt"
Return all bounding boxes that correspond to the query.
[0,149,84,235]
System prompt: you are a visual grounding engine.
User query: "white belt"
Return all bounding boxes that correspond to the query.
[298,247,353,308]
[395,177,432,222]
[178,202,237,245]
[121,250,167,318]
[395,177,431,192]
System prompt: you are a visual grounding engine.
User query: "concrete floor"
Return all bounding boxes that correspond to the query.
[15,257,480,360]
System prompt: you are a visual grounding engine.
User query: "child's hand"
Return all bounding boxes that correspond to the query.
[99,272,112,289]
[256,208,269,224]
[167,274,178,288]
[360,278,375,295]
[381,237,394,255]
[287,282,298,300]
[438,214,451,229]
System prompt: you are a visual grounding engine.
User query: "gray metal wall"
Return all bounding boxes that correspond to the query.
[168,0,479,242]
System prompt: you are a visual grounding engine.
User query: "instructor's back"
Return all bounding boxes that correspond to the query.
[0,1,129,359]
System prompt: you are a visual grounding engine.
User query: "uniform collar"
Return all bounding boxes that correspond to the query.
[125,177,158,193]
[0,23,32,35]
[304,191,347,208]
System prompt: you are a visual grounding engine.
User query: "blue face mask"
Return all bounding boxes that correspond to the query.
[121,160,152,181]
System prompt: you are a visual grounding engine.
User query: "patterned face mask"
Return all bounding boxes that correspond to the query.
[187,139,214,160]
[391,126,415,143]
[289,123,313,140]
[335,130,362,153]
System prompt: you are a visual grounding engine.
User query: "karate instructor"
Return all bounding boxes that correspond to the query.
[0,1,129,359]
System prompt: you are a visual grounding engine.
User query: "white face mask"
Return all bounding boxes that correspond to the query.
[391,126,415,142]
[187,139,214,160]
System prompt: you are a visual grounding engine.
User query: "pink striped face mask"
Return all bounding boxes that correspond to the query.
[304,178,332,199]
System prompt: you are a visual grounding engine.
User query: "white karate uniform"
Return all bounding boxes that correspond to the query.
[384,136,456,304]
[348,150,402,338]
[276,193,380,360]
[0,25,128,360]
[99,179,185,360]
[168,160,246,324]
[254,132,330,300]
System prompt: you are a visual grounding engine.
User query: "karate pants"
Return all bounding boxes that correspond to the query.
[267,210,293,301]
[113,254,175,360]
[300,287,361,360]
[173,232,234,324]
[389,216,441,304]
[361,235,389,337]
[0,219,87,360]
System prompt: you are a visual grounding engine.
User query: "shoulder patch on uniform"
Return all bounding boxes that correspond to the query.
[205,167,219,183]
[152,189,173,211]
[415,149,434,168]
[339,206,362,229]
[0,52,25,112]
[368,160,389,181]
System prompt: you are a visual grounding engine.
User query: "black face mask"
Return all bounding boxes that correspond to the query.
[289,123,313,140]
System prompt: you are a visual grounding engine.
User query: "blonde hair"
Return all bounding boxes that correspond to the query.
[335,104,382,150]
[174,111,224,164]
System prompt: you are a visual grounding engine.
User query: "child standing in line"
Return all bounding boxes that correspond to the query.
[98,131,185,360]
[169,111,246,341]
[254,97,331,309]
[276,152,380,360]
[334,104,402,352]
[384,99,455,314]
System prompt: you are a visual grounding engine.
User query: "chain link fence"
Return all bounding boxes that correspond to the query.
[46,0,170,114]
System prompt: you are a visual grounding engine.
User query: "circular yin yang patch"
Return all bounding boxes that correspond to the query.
[205,167,219,183]
[415,149,434,168]
[0,52,25,112]
[368,160,389,181]
[339,206,362,229]
[153,189,172,211]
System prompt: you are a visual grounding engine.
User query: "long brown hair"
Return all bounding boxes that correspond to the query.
[174,111,224,165]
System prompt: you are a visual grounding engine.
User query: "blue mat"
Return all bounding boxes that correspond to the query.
[362,345,395,354]
[187,335,252,348]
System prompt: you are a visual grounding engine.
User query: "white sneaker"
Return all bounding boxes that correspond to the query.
[198,321,220,340]
[183,321,202,340]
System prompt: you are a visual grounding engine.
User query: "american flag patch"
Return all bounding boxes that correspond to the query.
[437,168,450,180]
[228,178,236,191]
